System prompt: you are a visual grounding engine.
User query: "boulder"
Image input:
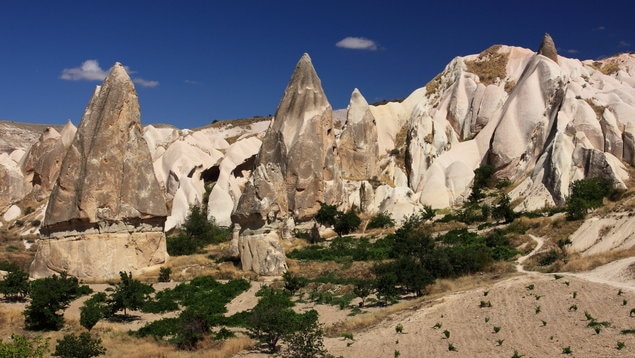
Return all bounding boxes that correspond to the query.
[238,230,287,276]
[30,232,167,279]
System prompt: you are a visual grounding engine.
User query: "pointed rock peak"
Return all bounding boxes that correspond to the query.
[350,88,369,107]
[105,62,134,84]
[285,53,324,93]
[538,33,558,63]
[41,127,61,141]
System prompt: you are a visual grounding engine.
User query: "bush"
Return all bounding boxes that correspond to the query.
[53,332,105,358]
[80,293,109,331]
[166,206,230,255]
[158,267,171,282]
[25,273,92,331]
[0,334,49,357]
[367,212,395,229]
[334,211,361,236]
[0,268,30,301]
[566,178,613,220]
[107,271,154,317]
[315,202,339,227]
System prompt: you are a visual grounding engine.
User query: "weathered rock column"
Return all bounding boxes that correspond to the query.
[30,63,169,279]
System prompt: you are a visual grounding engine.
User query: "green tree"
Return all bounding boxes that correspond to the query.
[492,194,515,223]
[0,268,30,301]
[80,293,109,331]
[107,272,154,317]
[53,332,105,358]
[565,177,612,220]
[281,310,328,358]
[24,273,92,331]
[334,211,361,236]
[367,212,396,229]
[247,288,297,353]
[167,205,230,255]
[158,267,171,282]
[0,334,49,358]
[353,281,373,307]
[315,202,339,227]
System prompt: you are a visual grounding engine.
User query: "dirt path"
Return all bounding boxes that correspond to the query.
[515,234,544,273]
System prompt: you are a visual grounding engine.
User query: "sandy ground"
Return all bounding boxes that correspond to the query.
[2,235,634,358]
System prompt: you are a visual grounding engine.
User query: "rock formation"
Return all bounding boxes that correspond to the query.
[538,33,558,63]
[338,89,380,180]
[21,121,76,201]
[233,53,340,229]
[31,63,169,279]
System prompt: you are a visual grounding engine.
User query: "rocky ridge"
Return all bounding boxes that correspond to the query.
[1,36,634,276]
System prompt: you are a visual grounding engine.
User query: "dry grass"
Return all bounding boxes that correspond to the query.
[465,45,509,86]
[584,99,605,120]
[561,247,635,272]
[324,267,517,338]
[100,330,253,358]
[592,60,621,76]
[198,116,272,131]
[425,72,443,96]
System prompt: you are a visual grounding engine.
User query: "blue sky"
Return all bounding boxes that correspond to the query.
[1,1,633,129]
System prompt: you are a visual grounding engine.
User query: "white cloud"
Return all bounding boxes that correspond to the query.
[618,40,632,48]
[566,49,579,54]
[336,36,378,51]
[133,78,160,88]
[184,79,201,85]
[60,59,107,81]
[61,60,158,87]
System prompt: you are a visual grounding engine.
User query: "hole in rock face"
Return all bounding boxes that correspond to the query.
[231,154,257,178]
[200,165,220,182]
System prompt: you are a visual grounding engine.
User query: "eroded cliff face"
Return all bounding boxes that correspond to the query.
[232,54,341,230]
[32,63,169,279]
[0,36,632,276]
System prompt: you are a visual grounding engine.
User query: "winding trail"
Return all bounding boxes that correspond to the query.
[515,234,544,273]
[515,234,635,293]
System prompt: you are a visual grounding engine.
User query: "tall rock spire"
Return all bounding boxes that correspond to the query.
[43,63,167,232]
[538,33,558,63]
[32,63,168,279]
[233,53,340,229]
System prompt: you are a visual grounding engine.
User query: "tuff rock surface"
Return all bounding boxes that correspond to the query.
[32,63,169,278]
[0,35,633,275]
[232,53,340,230]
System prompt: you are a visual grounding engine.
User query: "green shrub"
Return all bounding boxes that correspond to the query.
[334,211,361,236]
[158,267,171,282]
[0,335,49,358]
[25,273,92,331]
[538,249,561,266]
[166,206,230,255]
[315,202,339,227]
[566,178,613,220]
[53,332,105,358]
[0,268,30,301]
[367,212,396,229]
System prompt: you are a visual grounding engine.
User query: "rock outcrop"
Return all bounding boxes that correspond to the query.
[538,33,558,63]
[338,89,380,180]
[32,63,169,279]
[233,53,340,229]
